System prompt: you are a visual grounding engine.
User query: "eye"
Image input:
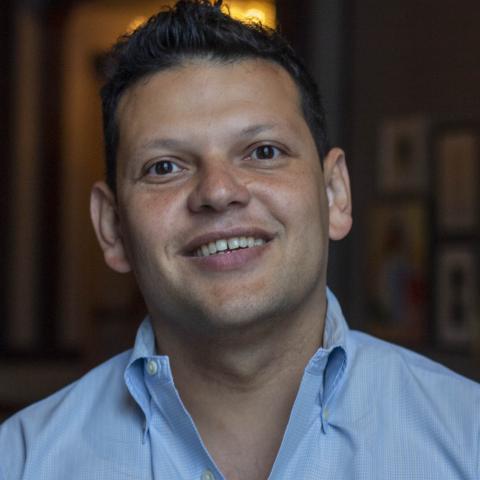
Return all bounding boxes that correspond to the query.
[146,160,182,176]
[250,145,282,161]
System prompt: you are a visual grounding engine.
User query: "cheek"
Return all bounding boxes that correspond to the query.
[258,169,327,232]
[120,191,183,259]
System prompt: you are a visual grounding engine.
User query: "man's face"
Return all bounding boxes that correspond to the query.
[94,59,351,335]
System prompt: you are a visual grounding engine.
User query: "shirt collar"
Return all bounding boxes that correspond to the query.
[323,288,349,350]
[124,287,349,436]
[305,288,349,414]
[124,319,171,439]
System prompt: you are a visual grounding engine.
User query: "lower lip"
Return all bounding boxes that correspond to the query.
[188,243,270,272]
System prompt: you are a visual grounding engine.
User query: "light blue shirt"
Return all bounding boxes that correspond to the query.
[1,290,479,479]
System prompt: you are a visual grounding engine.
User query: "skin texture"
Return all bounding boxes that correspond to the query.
[91,59,352,480]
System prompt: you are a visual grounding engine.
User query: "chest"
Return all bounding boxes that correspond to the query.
[20,412,476,480]
[204,434,280,480]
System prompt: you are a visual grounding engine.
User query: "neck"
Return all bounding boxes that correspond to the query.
[151,293,327,479]
[153,289,327,390]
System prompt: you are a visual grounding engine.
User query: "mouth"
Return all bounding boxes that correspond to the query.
[193,236,267,257]
[183,229,274,258]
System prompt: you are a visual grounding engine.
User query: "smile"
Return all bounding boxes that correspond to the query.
[194,236,266,257]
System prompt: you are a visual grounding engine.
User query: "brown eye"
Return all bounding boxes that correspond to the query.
[147,160,181,175]
[251,145,281,161]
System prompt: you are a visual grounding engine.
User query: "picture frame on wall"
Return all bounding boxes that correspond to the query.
[435,246,477,350]
[377,115,429,195]
[434,127,479,233]
[366,201,428,346]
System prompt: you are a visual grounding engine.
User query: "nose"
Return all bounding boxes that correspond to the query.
[187,163,251,213]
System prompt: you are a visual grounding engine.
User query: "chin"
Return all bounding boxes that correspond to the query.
[197,305,267,333]
[183,294,292,339]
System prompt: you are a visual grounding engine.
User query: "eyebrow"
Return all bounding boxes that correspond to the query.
[137,123,281,154]
[238,123,279,137]
[138,137,186,152]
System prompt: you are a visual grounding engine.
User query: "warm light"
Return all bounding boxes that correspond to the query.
[126,16,147,33]
[226,1,276,28]
[245,8,266,24]
[125,2,276,34]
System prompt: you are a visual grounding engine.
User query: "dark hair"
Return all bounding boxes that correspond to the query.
[100,0,329,192]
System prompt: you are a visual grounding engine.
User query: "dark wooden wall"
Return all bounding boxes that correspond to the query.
[0,1,14,350]
[350,0,480,324]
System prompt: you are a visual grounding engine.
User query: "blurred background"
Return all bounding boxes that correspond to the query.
[1,0,479,420]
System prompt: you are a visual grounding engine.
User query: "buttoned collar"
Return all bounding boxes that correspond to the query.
[124,319,172,440]
[124,287,349,438]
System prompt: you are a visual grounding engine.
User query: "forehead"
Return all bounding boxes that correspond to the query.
[115,58,306,143]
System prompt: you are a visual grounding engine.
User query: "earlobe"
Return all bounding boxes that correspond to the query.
[323,148,353,241]
[90,182,132,273]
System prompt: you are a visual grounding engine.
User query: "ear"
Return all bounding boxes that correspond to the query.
[323,148,353,241]
[90,181,132,273]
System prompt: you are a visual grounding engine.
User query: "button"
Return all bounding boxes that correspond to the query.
[146,359,158,376]
[201,470,215,480]
[323,408,329,420]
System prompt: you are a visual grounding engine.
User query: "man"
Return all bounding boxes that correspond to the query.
[1,1,479,479]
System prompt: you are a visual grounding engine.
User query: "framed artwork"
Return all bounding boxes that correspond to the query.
[434,127,478,233]
[366,201,428,345]
[377,116,429,194]
[435,246,477,350]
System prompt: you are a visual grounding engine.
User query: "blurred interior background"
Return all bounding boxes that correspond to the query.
[1,0,479,420]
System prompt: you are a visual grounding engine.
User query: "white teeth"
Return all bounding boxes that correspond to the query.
[208,242,217,254]
[216,239,228,251]
[228,238,240,250]
[194,235,267,257]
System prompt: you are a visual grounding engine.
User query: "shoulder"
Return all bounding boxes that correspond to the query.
[349,329,480,395]
[0,350,141,479]
[323,330,480,478]
[346,330,480,438]
[2,349,132,426]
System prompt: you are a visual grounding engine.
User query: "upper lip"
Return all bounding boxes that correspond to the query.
[182,227,275,255]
